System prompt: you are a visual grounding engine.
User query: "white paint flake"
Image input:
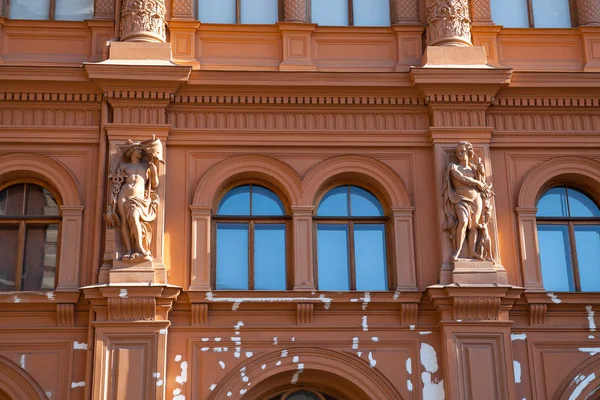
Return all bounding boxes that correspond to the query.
[368,351,377,368]
[291,363,304,384]
[214,337,222,342]
[514,360,521,383]
[119,289,128,298]
[73,341,88,350]
[420,343,439,373]
[276,361,282,366]
[173,388,181,396]
[292,356,299,363]
[159,328,167,335]
[153,372,160,378]
[371,337,379,342]
[362,292,371,310]
[579,347,600,356]
[352,337,359,350]
[201,338,209,342]
[393,291,400,300]
[246,352,253,358]
[511,333,527,341]
[357,351,363,357]
[176,361,188,385]
[205,292,333,308]
[261,364,267,370]
[406,358,412,374]
[201,347,209,352]
[13,296,21,303]
[456,320,463,323]
[273,337,278,345]
[547,292,561,304]
[71,382,85,388]
[209,384,217,391]
[569,373,596,400]
[362,316,369,331]
[213,347,223,352]
[407,380,413,392]
[232,302,241,311]
[422,372,445,400]
[409,325,415,330]
[20,354,26,369]
[281,350,288,358]
[587,306,597,332]
[291,337,295,342]
[234,321,244,330]
[156,379,163,387]
[45,391,52,398]
[590,335,596,339]
[46,292,55,300]
[240,389,247,395]
[175,355,182,362]
[419,331,432,335]
[219,361,226,369]
[173,395,185,400]
[227,391,232,397]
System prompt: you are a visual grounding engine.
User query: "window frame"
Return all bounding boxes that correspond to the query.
[526,0,577,28]
[309,0,391,26]
[6,0,81,21]
[313,185,391,291]
[537,186,600,292]
[0,180,62,291]
[211,183,291,290]
[197,0,284,24]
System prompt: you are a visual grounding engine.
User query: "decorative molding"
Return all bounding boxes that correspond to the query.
[0,93,103,102]
[57,303,75,326]
[390,0,420,24]
[191,303,208,325]
[426,0,472,46]
[120,0,167,42]
[425,93,494,104]
[172,0,194,19]
[493,97,600,108]
[105,90,174,100]
[400,303,418,326]
[0,356,48,400]
[452,296,500,320]
[168,110,429,131]
[297,303,313,325]
[529,303,547,325]
[107,297,156,321]
[432,108,487,127]
[284,0,308,22]
[488,113,600,132]
[576,0,600,26]
[0,107,101,127]
[172,94,424,106]
[113,106,167,124]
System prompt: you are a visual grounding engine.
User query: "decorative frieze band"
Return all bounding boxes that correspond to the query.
[0,108,101,127]
[494,97,600,107]
[172,94,424,106]
[489,113,600,132]
[107,297,156,321]
[0,93,103,102]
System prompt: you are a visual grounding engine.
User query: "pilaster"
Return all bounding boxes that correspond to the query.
[391,206,418,291]
[580,26,600,72]
[278,23,317,71]
[292,206,316,291]
[189,205,212,291]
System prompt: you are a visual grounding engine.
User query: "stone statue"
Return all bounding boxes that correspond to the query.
[105,136,163,262]
[443,141,494,261]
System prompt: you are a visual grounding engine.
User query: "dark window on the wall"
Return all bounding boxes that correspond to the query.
[537,186,600,292]
[0,183,60,291]
[315,185,389,291]
[490,0,573,28]
[310,0,391,26]
[268,388,340,400]
[8,0,94,20]
[214,184,289,290]
[197,0,283,24]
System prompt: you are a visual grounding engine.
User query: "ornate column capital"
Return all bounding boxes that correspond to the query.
[425,0,472,46]
[576,0,600,26]
[120,0,167,43]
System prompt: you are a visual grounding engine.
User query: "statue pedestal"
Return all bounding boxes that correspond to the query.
[451,260,508,285]
[422,45,489,67]
[109,260,155,284]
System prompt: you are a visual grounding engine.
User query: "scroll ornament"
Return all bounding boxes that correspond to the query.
[443,141,494,262]
[120,0,167,43]
[426,0,472,46]
[105,136,163,262]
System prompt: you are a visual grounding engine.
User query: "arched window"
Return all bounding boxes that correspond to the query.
[315,185,388,291]
[214,184,288,290]
[311,0,390,26]
[0,183,60,291]
[537,186,600,292]
[490,0,572,28]
[9,0,93,20]
[198,0,281,24]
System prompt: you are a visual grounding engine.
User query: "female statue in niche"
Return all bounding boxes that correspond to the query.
[105,136,163,262]
[443,141,494,261]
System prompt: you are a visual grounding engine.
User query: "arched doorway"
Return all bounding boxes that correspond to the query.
[266,387,340,400]
[0,356,47,400]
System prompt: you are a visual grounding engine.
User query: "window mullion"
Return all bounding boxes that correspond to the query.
[348,0,354,26]
[49,0,56,20]
[236,0,241,24]
[249,220,254,290]
[15,220,26,291]
[568,221,581,292]
[527,0,535,27]
[348,221,356,290]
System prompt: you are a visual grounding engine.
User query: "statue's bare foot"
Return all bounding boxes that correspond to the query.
[122,254,132,261]
[470,252,484,260]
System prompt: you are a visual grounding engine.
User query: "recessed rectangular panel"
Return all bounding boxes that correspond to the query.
[254,224,286,290]
[354,224,387,290]
[216,223,249,290]
[317,224,349,290]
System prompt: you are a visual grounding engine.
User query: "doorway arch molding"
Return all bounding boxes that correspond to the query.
[0,355,48,400]
[556,354,600,400]
[206,347,403,400]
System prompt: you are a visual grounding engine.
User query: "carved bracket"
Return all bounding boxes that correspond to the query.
[191,303,209,326]
[400,303,419,326]
[297,303,314,325]
[57,303,75,327]
[529,303,547,325]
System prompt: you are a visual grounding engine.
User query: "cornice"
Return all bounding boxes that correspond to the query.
[509,71,600,88]
[0,66,90,81]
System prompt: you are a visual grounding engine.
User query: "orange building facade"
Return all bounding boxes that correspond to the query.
[1,0,600,399]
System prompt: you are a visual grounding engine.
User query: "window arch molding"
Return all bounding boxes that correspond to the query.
[303,155,417,291]
[0,153,84,292]
[516,157,600,290]
[205,348,403,400]
[0,354,49,400]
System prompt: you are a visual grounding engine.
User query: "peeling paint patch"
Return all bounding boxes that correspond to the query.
[175,355,182,362]
[261,364,267,370]
[393,291,400,300]
[419,331,432,335]
[173,396,185,400]
[579,347,600,356]
[13,296,21,303]
[587,306,597,332]
[232,302,240,311]
[406,358,412,374]
[546,292,561,304]
[213,347,223,352]
[245,352,253,358]
[214,337,222,342]
[281,350,288,358]
[514,360,521,383]
[273,337,278,345]
[357,351,363,357]
[368,351,377,368]
[511,333,527,341]
[153,372,160,378]
[569,373,596,400]
[234,321,244,330]
[227,392,232,397]
[407,380,413,392]
[45,391,52,398]
[371,337,379,342]
[20,354,26,369]
[71,382,85,388]
[173,388,181,396]
[291,337,295,342]
[156,379,163,387]
[276,361,282,366]
[206,292,333,308]
[240,389,247,395]
[362,316,369,332]
[420,343,439,373]
[45,292,55,300]
[201,338,209,342]
[292,356,299,363]
[361,292,371,310]
[421,372,445,400]
[176,361,188,385]
[219,361,226,369]
[291,363,304,384]
[159,328,168,335]
[409,325,415,330]
[590,335,596,339]
[209,384,217,391]
[456,319,463,323]
[119,289,128,298]
[352,337,359,350]
[201,347,209,352]
[73,342,88,350]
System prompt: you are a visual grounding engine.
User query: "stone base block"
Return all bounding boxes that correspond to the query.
[109,260,154,284]
[107,42,173,63]
[422,45,489,67]
[451,260,500,285]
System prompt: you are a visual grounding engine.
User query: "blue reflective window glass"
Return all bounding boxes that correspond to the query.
[317,224,350,290]
[311,0,349,26]
[354,224,387,290]
[254,224,286,290]
[241,0,279,24]
[55,0,93,20]
[216,223,249,290]
[317,186,349,217]
[538,224,574,291]
[575,225,600,292]
[567,189,600,218]
[252,186,285,216]
[218,186,251,216]
[198,0,236,23]
[353,0,390,26]
[350,186,384,217]
[532,0,571,28]
[490,0,529,28]
[10,0,50,19]
[537,187,568,217]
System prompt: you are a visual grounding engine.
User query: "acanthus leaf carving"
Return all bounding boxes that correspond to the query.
[120,0,167,43]
[452,296,500,320]
[107,297,156,320]
[426,0,472,46]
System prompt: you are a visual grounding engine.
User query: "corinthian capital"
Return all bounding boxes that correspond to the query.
[120,0,167,43]
[426,0,472,46]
